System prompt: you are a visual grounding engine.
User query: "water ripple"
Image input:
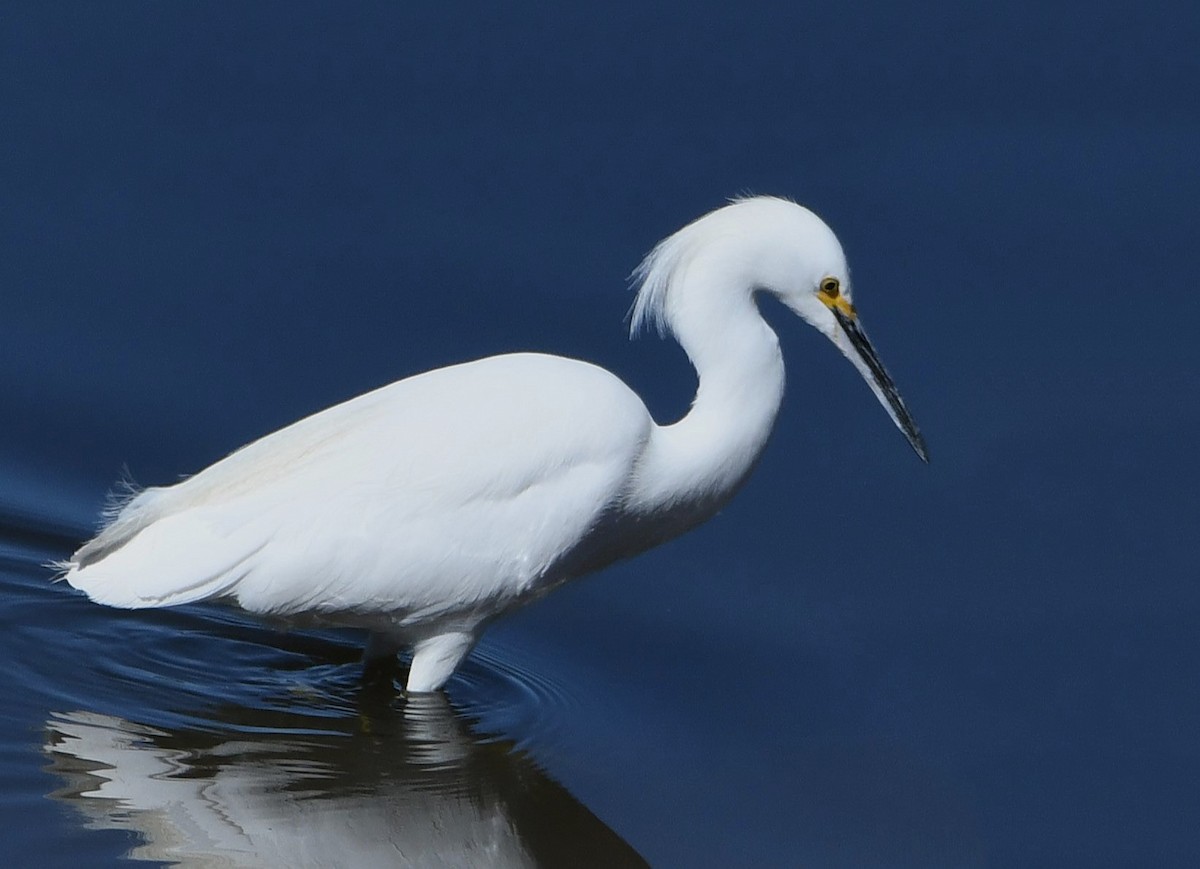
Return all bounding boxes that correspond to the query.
[2,523,579,759]
[447,639,582,752]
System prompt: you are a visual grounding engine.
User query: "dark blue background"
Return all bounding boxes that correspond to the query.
[2,2,1198,866]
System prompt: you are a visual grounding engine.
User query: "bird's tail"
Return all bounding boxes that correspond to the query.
[58,487,253,609]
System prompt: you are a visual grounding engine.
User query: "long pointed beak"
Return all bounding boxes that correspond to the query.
[828,302,929,463]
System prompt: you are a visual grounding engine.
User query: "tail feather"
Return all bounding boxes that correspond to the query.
[64,509,263,609]
[73,484,167,569]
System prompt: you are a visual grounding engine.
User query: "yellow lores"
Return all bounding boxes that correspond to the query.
[817,276,857,318]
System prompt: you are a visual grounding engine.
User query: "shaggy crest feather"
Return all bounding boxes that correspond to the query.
[628,230,694,338]
[629,195,795,339]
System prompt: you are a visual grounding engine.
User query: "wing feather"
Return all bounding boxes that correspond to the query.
[64,354,652,619]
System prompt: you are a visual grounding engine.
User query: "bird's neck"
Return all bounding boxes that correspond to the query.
[629,288,785,525]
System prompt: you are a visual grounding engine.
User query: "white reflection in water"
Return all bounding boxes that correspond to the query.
[44,694,645,868]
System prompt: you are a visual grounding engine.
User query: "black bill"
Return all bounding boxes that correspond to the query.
[833,308,929,463]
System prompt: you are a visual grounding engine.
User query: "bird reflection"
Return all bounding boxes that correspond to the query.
[43,690,646,867]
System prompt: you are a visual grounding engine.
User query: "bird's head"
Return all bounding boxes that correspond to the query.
[632,195,928,462]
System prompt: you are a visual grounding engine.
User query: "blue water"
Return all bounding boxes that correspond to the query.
[3,3,1199,866]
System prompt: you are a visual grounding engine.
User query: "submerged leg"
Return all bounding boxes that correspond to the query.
[407,631,476,693]
[361,631,403,685]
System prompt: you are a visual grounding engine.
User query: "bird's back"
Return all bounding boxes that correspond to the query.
[64,353,653,630]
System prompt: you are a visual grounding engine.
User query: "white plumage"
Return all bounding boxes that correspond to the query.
[62,196,927,692]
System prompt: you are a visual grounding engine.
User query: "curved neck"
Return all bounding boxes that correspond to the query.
[628,282,785,523]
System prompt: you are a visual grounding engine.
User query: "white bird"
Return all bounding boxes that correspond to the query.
[61,196,927,693]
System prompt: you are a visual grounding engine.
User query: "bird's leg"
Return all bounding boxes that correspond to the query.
[406,631,476,693]
[361,631,403,687]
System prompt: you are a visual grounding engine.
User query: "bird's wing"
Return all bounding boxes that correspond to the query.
[64,354,652,617]
[66,368,400,574]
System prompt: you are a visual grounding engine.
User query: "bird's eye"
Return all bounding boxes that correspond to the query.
[819,277,840,297]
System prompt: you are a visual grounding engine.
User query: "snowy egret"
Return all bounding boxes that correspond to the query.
[61,196,927,692]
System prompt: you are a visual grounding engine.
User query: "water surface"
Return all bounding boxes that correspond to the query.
[3,528,646,867]
[3,2,1200,866]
